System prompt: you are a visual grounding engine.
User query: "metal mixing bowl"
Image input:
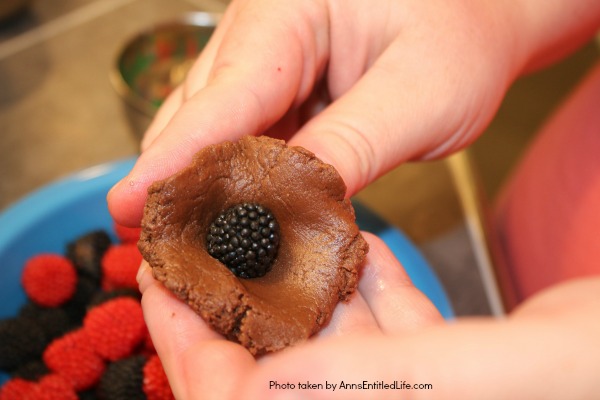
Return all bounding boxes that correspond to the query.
[111,12,220,130]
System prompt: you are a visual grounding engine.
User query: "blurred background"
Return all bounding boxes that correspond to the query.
[1,0,598,316]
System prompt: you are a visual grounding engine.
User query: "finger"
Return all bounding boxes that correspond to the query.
[288,4,515,197]
[315,231,444,338]
[358,232,443,333]
[107,0,330,226]
[314,291,379,339]
[138,261,255,399]
[171,339,255,400]
[242,318,600,400]
[179,2,239,98]
[241,279,600,400]
[140,6,239,151]
[140,86,184,151]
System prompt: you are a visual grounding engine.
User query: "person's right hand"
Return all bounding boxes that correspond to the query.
[103,1,600,398]
[108,0,534,227]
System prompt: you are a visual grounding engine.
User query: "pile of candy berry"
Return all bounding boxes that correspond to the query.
[0,223,174,400]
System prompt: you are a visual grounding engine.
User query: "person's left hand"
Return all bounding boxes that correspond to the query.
[139,231,600,400]
[137,232,443,399]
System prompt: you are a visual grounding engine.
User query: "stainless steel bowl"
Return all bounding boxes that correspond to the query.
[111,12,220,134]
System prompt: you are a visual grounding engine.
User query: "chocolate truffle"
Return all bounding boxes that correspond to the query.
[138,135,368,355]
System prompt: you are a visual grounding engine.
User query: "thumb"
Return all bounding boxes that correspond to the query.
[288,29,513,197]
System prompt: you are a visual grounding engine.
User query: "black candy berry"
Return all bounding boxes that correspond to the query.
[206,203,280,279]
[97,355,146,400]
[12,360,49,381]
[62,275,100,324]
[0,317,47,371]
[19,304,73,341]
[88,288,141,309]
[66,230,112,282]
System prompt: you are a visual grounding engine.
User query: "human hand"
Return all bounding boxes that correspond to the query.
[137,232,444,399]
[239,276,600,400]
[108,0,528,226]
[139,232,600,400]
[112,0,600,398]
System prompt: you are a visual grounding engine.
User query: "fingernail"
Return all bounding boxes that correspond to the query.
[137,262,154,293]
[107,179,123,199]
[136,262,146,283]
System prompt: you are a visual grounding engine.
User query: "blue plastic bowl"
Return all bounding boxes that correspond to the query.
[0,158,453,383]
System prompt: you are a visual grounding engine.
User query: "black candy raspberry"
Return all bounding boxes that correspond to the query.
[88,288,141,309]
[66,230,112,282]
[19,304,73,341]
[12,360,49,381]
[206,203,280,279]
[0,317,47,371]
[62,275,100,324]
[97,355,147,400]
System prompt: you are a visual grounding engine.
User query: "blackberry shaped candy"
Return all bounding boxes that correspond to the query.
[97,355,147,400]
[62,275,100,324]
[206,203,280,279]
[88,287,141,309]
[19,304,73,341]
[12,360,49,381]
[66,230,112,282]
[0,317,47,371]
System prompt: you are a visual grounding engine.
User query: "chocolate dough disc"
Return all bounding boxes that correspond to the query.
[138,135,368,355]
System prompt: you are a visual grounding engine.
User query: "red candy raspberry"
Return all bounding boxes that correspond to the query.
[0,378,36,400]
[143,355,175,400]
[83,297,146,361]
[142,326,157,355]
[114,222,142,244]
[43,329,105,391]
[21,254,77,307]
[0,375,78,400]
[101,243,142,290]
[34,374,78,400]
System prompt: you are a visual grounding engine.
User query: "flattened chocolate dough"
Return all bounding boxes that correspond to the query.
[138,136,368,355]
